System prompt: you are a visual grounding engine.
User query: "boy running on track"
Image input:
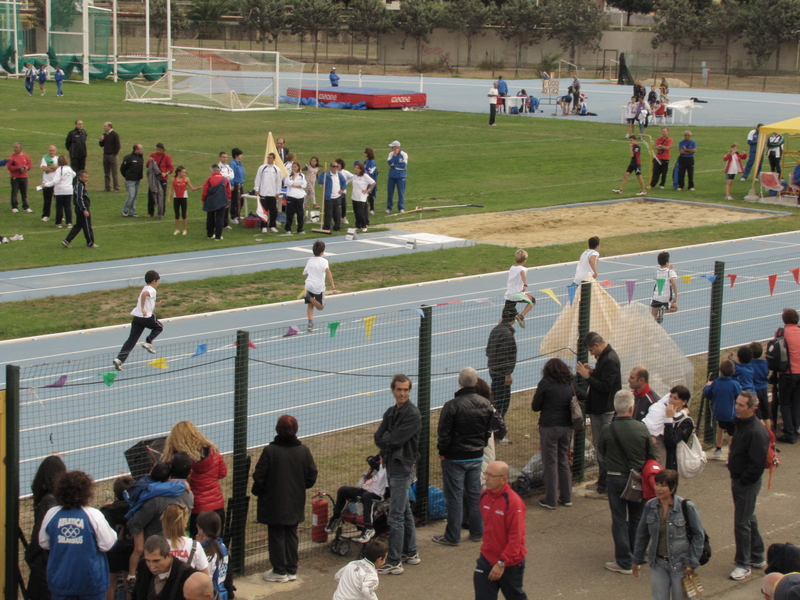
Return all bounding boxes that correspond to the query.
[303,240,335,332]
[613,135,647,196]
[651,251,678,323]
[113,270,165,371]
[503,249,534,329]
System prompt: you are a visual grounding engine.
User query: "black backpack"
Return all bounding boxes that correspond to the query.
[766,328,791,373]
[681,499,711,566]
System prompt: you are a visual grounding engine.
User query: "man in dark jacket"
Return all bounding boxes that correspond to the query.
[99,121,121,192]
[728,391,770,581]
[597,390,657,575]
[577,332,622,498]
[374,374,421,575]
[65,119,88,171]
[486,306,517,420]
[201,165,232,241]
[120,144,144,217]
[132,535,197,600]
[433,367,494,547]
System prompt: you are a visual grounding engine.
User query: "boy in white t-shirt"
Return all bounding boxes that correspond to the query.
[503,249,534,328]
[113,270,165,371]
[651,251,678,323]
[304,240,335,332]
[333,539,387,600]
[573,236,600,285]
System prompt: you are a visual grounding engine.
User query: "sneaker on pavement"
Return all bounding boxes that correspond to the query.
[287,574,297,581]
[324,517,339,533]
[469,535,482,542]
[141,342,156,354]
[538,499,557,510]
[355,528,376,543]
[262,571,289,583]
[730,567,751,580]
[752,561,767,569]
[559,500,573,507]
[432,535,459,546]
[377,563,404,575]
[113,358,123,371]
[713,449,723,459]
[402,553,421,565]
[605,562,632,575]
[497,437,512,445]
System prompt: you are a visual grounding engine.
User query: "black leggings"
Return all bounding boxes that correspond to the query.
[333,486,379,526]
[55,194,73,225]
[173,197,187,220]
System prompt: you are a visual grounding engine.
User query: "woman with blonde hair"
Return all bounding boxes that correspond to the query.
[161,503,210,574]
[163,421,227,536]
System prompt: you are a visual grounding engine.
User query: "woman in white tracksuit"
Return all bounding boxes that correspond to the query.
[44,155,75,228]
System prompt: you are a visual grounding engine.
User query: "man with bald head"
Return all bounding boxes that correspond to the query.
[474,461,528,600]
[65,119,88,171]
[40,144,59,222]
[183,572,219,600]
[763,572,784,600]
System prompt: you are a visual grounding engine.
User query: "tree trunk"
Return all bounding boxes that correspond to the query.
[775,44,781,73]
[313,33,319,64]
[626,11,631,26]
[261,36,266,51]
[672,44,677,72]
[366,37,370,63]
[274,34,278,52]
[416,38,421,68]
[723,37,729,75]
[466,35,472,67]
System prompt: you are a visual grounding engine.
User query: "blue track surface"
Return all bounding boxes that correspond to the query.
[7,231,800,490]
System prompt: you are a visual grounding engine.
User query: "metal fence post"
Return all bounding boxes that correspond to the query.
[5,365,20,600]
[573,283,591,482]
[704,261,726,445]
[415,305,432,525]
[228,331,250,575]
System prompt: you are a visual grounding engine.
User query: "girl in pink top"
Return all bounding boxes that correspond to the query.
[172,166,201,236]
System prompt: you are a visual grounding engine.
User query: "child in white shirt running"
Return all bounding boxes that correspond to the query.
[304,240,335,332]
[503,249,534,328]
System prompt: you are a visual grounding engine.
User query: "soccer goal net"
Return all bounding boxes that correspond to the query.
[125,47,306,111]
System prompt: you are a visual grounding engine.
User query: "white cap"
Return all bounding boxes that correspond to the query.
[389,140,401,147]
[331,67,336,70]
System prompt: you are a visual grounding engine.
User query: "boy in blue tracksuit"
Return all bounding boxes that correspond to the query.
[731,345,755,393]
[229,148,245,224]
[317,163,346,232]
[54,65,65,96]
[386,140,408,213]
[749,341,771,429]
[703,359,742,460]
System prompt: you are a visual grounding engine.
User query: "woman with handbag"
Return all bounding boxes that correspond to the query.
[532,358,586,510]
[632,469,705,599]
[662,386,694,471]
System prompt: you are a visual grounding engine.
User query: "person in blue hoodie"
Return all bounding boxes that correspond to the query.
[329,67,340,87]
[39,470,118,600]
[749,341,771,430]
[54,65,65,97]
[317,162,346,232]
[731,345,755,393]
[386,140,408,214]
[497,75,509,113]
[703,359,742,460]
[229,148,245,225]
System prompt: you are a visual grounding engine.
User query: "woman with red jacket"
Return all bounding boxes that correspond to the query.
[163,421,227,536]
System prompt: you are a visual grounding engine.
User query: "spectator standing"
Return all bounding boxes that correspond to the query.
[628,366,660,423]
[161,503,210,573]
[488,81,499,126]
[643,386,686,468]
[252,414,318,583]
[54,65,65,96]
[38,471,118,600]
[386,141,408,214]
[40,144,59,222]
[767,133,785,176]
[749,342,771,430]
[99,121,121,192]
[571,77,581,112]
[662,387,693,471]
[650,127,672,189]
[132,535,197,600]
[776,308,800,444]
[350,162,375,233]
[25,455,67,600]
[532,358,587,510]
[633,79,646,101]
[276,138,289,163]
[43,156,75,229]
[473,461,528,600]
[163,421,228,536]
[433,367,494,546]
[625,97,637,137]
[99,475,136,600]
[598,390,658,575]
[65,119,88,171]
[363,148,378,216]
[119,144,144,217]
[651,251,678,323]
[229,148,245,225]
[486,306,518,421]
[724,143,747,200]
[202,164,231,241]
[37,64,47,95]
[283,161,307,234]
[172,166,200,236]
[254,153,282,233]
[704,359,742,458]
[147,143,174,218]
[330,67,340,86]
[335,158,352,225]
[196,512,229,600]
[573,236,600,284]
[317,162,345,232]
[302,157,320,209]
[61,169,98,249]
[576,331,622,499]
[497,75,509,113]
[24,62,34,95]
[677,130,697,191]
[728,391,770,580]
[373,374,421,575]
[7,141,32,213]
[741,124,763,182]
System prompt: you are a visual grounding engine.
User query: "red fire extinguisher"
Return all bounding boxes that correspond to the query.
[311,492,329,543]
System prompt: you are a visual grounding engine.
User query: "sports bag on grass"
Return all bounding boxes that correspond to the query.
[676,418,706,479]
[610,423,643,503]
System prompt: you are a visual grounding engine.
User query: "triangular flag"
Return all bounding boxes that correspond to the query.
[415,308,425,318]
[625,280,636,305]
[147,357,168,369]
[567,284,578,306]
[680,275,692,285]
[791,267,800,285]
[363,316,377,341]
[472,298,492,304]
[726,274,737,288]
[190,343,207,357]
[283,326,300,337]
[512,293,534,305]
[599,280,612,288]
[99,372,117,386]
[264,131,288,178]
[539,288,561,306]
[656,278,665,296]
[769,274,778,296]
[328,322,341,339]
[45,375,67,388]
[248,340,257,350]
[701,275,717,283]
[297,288,308,299]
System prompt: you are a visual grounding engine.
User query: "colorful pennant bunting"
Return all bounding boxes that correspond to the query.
[364,316,377,341]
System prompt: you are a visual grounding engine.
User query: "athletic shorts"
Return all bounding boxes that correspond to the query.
[504,296,535,311]
[304,290,324,306]
[650,300,671,309]
[756,388,770,420]
[627,118,635,124]
[726,174,736,180]
[717,420,736,436]
[627,163,641,175]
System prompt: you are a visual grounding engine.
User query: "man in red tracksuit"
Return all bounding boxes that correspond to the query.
[474,461,528,600]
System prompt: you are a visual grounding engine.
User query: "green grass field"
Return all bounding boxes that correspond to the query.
[1,77,798,338]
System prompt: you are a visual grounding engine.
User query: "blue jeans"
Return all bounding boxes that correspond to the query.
[386,177,405,211]
[473,554,528,600]
[56,80,63,95]
[607,474,644,570]
[731,477,764,568]
[123,180,139,215]
[386,461,417,565]
[441,458,483,543]
[650,557,687,600]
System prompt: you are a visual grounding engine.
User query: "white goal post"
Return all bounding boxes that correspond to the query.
[125,47,306,111]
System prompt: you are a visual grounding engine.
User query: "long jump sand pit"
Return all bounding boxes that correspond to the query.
[390,199,783,247]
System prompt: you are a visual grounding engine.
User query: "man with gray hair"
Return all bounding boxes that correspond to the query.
[597,389,657,575]
[433,367,494,546]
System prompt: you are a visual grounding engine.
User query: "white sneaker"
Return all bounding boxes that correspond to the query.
[41,216,49,222]
[141,342,156,354]
[230,218,239,224]
[113,358,123,371]
[402,553,421,565]
[730,567,751,580]
[713,449,723,460]
[361,228,368,233]
[270,227,278,233]
[24,208,33,213]
[66,223,72,228]
[173,230,180,235]
[11,208,18,213]
[262,227,267,233]
[605,562,632,575]
[636,191,647,196]
[224,225,232,230]
[370,210,375,215]
[262,571,289,583]
[385,209,391,214]
[354,528,376,543]
[399,209,405,213]
[725,196,733,200]
[342,218,349,224]
[182,230,187,235]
